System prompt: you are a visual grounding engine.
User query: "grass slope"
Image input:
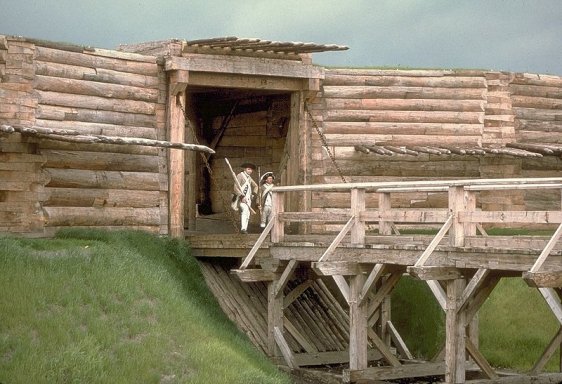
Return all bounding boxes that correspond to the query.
[0,229,290,384]
[2,229,560,382]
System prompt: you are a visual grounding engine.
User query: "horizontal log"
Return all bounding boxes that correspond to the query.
[328,146,479,161]
[326,68,462,77]
[36,139,160,156]
[34,74,160,102]
[0,152,44,164]
[324,110,483,124]
[35,119,158,139]
[515,108,562,122]
[517,131,562,144]
[0,161,38,172]
[45,168,162,190]
[85,47,157,63]
[4,126,211,153]
[43,206,160,226]
[323,74,486,88]
[510,84,562,99]
[35,60,160,88]
[511,73,562,87]
[34,46,159,76]
[41,150,159,172]
[323,122,483,136]
[117,39,178,54]
[42,225,161,237]
[325,98,485,112]
[37,104,156,128]
[511,95,562,109]
[44,187,161,208]
[322,133,483,147]
[315,158,481,178]
[36,90,156,115]
[322,86,486,100]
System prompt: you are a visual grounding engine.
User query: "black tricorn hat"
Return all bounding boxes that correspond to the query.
[240,162,256,170]
[260,171,275,183]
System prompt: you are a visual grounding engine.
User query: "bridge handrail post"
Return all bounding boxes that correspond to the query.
[448,186,467,247]
[464,190,477,237]
[351,187,366,245]
[271,191,284,243]
[378,192,392,235]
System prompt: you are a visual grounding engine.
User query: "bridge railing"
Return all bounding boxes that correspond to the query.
[240,177,562,273]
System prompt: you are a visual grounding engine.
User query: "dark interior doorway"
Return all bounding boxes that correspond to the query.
[185,87,291,230]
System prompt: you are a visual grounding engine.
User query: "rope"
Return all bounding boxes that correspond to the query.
[304,102,347,183]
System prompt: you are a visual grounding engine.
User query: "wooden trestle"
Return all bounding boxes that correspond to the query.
[188,177,562,384]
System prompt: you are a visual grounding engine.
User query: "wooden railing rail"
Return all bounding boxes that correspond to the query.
[239,178,562,276]
[272,177,562,193]
[270,179,562,246]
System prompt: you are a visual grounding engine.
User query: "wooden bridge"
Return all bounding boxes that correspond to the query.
[188,177,562,384]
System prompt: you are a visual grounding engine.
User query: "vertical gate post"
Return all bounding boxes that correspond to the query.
[167,70,189,238]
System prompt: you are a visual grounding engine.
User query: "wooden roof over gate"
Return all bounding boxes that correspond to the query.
[183,36,349,55]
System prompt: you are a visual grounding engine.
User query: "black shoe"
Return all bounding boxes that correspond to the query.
[240,229,247,234]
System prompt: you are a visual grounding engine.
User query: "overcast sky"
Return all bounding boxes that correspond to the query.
[1,0,561,75]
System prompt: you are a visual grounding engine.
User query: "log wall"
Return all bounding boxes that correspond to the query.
[310,69,562,221]
[0,37,45,234]
[1,34,561,236]
[0,35,168,235]
[510,73,562,211]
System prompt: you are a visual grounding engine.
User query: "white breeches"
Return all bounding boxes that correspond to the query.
[261,205,272,225]
[240,203,250,230]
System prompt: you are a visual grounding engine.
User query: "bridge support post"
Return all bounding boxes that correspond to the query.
[349,273,368,370]
[445,278,466,384]
[268,280,283,358]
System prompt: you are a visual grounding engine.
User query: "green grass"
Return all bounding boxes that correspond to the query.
[391,276,445,359]
[391,276,561,372]
[0,229,290,384]
[2,228,560,380]
[480,278,560,371]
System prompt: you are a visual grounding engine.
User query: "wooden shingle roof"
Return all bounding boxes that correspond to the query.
[184,36,349,55]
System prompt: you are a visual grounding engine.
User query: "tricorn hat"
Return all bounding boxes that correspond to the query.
[260,171,275,183]
[240,162,256,170]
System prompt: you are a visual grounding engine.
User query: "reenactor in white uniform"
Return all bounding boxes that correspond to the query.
[259,172,275,228]
[232,163,259,234]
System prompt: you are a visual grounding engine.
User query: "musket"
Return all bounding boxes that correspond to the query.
[257,166,263,216]
[224,158,256,215]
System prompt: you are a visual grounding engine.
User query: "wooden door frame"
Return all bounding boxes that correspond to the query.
[165,56,323,237]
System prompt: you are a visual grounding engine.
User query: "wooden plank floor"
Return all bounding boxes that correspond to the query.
[187,230,562,273]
